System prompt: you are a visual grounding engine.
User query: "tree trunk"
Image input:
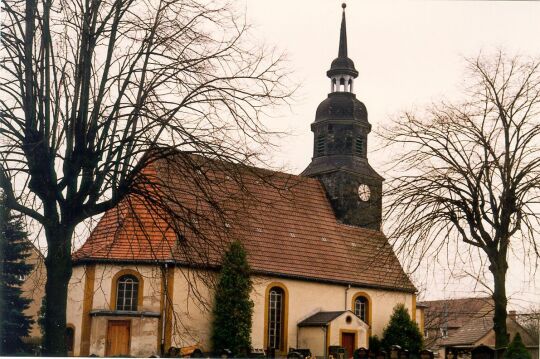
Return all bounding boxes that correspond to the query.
[42,223,74,356]
[490,254,509,349]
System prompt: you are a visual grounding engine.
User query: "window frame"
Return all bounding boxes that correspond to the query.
[110,269,144,312]
[264,282,289,354]
[351,292,372,326]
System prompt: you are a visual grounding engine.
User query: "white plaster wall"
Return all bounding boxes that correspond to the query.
[328,313,368,348]
[170,267,216,350]
[66,264,164,357]
[251,276,414,351]
[91,264,162,312]
[415,307,424,333]
[297,327,326,357]
[88,316,159,357]
[68,264,415,356]
[167,271,415,352]
[66,265,87,356]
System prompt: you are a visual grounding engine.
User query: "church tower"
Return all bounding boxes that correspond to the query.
[302,3,383,230]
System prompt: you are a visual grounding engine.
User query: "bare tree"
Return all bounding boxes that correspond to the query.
[0,0,291,354]
[382,53,540,348]
[517,308,540,345]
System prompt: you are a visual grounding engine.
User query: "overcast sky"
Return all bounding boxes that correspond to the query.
[244,0,540,309]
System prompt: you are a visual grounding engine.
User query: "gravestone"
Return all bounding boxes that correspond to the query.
[399,349,409,359]
[354,347,369,359]
[419,349,434,359]
[390,345,402,359]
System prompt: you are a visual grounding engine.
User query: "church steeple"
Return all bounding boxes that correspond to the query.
[338,4,348,58]
[327,3,358,93]
[302,3,384,230]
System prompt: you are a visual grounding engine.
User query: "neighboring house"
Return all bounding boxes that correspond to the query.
[21,241,46,346]
[66,5,423,358]
[419,297,492,352]
[420,298,539,358]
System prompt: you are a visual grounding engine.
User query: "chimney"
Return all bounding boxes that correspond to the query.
[508,310,517,320]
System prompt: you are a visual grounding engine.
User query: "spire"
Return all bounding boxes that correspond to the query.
[338,3,348,58]
[326,3,358,79]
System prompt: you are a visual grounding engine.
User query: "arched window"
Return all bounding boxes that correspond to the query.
[354,296,369,323]
[65,326,75,354]
[116,274,139,311]
[265,284,288,353]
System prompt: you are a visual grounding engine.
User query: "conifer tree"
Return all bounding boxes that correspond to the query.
[504,333,531,359]
[0,194,34,355]
[211,240,253,356]
[381,304,423,354]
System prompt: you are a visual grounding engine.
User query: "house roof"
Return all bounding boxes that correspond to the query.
[419,297,493,329]
[73,153,416,293]
[298,311,347,327]
[442,314,538,347]
[442,314,493,346]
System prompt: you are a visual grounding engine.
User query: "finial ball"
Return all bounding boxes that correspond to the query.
[342,3,346,9]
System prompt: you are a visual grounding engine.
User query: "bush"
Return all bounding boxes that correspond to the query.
[381,304,423,354]
[369,335,382,353]
[210,241,253,356]
[504,333,531,359]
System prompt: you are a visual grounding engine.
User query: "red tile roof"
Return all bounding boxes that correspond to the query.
[73,153,416,293]
[441,311,537,347]
[419,297,493,330]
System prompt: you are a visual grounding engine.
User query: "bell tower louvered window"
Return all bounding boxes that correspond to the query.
[316,134,326,156]
[355,137,364,156]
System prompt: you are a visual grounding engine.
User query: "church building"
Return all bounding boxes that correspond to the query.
[66,5,422,358]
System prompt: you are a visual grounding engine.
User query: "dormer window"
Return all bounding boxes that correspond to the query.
[440,327,448,338]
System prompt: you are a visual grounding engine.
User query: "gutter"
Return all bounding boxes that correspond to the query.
[323,325,329,358]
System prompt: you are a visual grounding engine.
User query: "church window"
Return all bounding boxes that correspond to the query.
[355,137,364,156]
[65,326,75,353]
[266,284,288,352]
[316,134,326,155]
[353,295,369,324]
[116,274,139,311]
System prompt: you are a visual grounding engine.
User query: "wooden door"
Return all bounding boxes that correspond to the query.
[106,320,131,357]
[341,332,356,359]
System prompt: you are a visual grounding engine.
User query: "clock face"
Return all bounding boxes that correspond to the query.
[358,184,371,202]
